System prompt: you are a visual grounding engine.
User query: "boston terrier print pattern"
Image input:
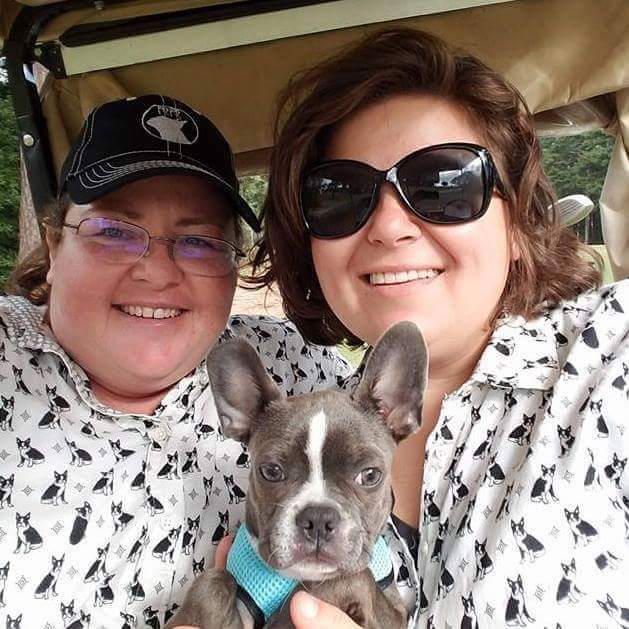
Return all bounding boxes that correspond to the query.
[0,302,351,627]
[351,282,629,628]
[0,282,627,626]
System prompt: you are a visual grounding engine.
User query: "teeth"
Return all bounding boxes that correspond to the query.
[369,269,440,285]
[119,305,182,319]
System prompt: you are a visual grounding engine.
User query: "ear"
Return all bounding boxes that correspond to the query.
[207,338,282,443]
[353,321,428,442]
[45,227,59,285]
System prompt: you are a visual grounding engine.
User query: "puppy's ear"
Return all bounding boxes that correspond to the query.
[353,321,428,442]
[207,338,281,443]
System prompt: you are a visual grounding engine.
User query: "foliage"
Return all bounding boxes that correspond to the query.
[239,174,268,215]
[540,130,614,243]
[0,83,20,289]
[237,175,268,251]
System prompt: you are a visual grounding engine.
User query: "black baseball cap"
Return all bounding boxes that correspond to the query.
[59,94,260,232]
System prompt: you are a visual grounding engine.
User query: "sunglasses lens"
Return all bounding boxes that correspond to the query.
[302,163,376,238]
[398,147,487,223]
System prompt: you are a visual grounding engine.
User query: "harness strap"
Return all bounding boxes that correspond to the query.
[226,525,394,629]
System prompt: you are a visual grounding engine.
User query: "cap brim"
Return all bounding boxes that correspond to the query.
[65,160,261,232]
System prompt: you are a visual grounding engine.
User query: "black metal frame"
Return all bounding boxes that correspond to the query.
[2,2,93,217]
[1,0,329,218]
[60,0,338,48]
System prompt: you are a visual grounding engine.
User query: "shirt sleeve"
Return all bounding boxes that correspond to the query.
[589,283,629,492]
[560,282,629,627]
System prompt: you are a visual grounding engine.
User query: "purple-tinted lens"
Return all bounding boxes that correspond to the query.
[77,218,147,260]
[174,236,236,277]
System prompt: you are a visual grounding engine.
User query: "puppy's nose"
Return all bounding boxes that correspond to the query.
[295,505,340,543]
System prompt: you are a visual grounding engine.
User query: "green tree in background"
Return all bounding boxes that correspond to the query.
[239,174,268,215]
[0,81,20,288]
[540,130,614,244]
[238,174,268,253]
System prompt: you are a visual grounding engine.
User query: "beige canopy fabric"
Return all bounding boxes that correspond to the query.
[2,0,629,277]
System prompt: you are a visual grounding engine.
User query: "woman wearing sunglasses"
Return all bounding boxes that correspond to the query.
[254,29,629,628]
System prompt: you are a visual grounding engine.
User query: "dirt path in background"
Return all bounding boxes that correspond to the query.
[230,283,285,318]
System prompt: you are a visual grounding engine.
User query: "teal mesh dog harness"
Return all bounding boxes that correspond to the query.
[226,525,394,628]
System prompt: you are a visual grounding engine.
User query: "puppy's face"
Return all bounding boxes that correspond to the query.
[208,321,427,582]
[246,391,395,580]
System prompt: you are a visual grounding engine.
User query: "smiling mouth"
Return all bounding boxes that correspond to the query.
[115,305,184,319]
[367,269,442,285]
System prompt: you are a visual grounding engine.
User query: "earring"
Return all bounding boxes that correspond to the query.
[306,288,312,301]
[322,312,334,334]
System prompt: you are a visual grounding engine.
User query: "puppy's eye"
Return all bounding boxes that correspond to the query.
[355,467,382,487]
[259,463,286,482]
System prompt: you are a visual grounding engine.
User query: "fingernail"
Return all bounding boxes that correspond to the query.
[298,593,318,619]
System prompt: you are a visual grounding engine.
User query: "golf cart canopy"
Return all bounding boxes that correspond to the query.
[1,0,629,277]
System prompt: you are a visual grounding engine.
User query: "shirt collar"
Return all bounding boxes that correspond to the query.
[471,309,561,390]
[343,307,562,394]
[1,295,66,356]
[1,295,208,418]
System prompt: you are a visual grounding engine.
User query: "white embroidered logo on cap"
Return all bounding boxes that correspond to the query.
[141,104,199,145]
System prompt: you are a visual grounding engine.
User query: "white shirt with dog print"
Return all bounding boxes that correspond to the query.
[0,296,351,629]
[1,279,627,629]
[355,281,629,628]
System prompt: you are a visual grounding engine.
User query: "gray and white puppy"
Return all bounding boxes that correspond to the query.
[167,321,427,629]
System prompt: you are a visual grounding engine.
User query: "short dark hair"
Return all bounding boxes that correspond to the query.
[252,27,602,346]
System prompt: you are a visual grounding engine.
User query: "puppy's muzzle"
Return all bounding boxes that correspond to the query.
[295,504,340,545]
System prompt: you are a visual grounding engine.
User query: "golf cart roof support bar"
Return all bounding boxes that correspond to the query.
[60,0,339,47]
[36,0,517,77]
[2,2,94,217]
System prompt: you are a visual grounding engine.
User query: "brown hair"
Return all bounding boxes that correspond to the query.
[252,27,602,346]
[5,194,70,305]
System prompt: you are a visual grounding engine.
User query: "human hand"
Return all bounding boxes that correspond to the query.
[214,534,232,569]
[290,592,361,629]
[169,535,233,629]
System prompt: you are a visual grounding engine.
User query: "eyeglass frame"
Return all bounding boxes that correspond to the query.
[54,216,245,276]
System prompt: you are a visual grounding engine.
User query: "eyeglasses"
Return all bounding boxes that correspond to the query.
[61,217,243,277]
[300,142,502,239]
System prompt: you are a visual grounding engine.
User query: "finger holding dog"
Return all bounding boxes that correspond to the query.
[289,592,360,629]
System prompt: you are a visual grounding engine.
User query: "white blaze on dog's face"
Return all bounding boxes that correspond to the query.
[246,393,396,579]
[274,409,340,580]
[207,321,427,581]
[277,410,334,578]
[305,410,327,494]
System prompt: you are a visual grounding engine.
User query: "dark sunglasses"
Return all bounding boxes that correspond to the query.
[300,142,502,239]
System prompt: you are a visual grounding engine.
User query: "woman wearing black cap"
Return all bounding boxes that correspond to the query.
[0,95,349,626]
